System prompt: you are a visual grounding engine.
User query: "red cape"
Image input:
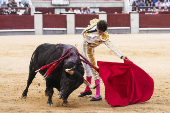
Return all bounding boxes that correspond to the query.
[97,60,154,107]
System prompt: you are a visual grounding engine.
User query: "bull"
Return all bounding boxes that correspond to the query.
[22,43,94,107]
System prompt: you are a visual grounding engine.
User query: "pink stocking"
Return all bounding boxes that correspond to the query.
[94,79,100,98]
[83,76,92,93]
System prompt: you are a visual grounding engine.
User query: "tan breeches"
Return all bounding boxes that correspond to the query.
[81,40,101,80]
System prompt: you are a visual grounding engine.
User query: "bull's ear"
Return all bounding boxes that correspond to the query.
[65,69,74,75]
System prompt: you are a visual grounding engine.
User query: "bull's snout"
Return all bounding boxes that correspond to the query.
[65,69,74,75]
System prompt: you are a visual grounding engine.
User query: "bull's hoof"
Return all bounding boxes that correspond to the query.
[47,101,53,107]
[62,103,68,107]
[21,95,27,99]
[21,91,27,99]
[62,99,68,107]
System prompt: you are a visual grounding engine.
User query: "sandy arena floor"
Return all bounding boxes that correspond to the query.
[0,34,170,113]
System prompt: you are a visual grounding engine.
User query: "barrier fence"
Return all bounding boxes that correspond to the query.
[0,15,34,29]
[43,14,66,28]
[139,14,170,28]
[36,8,55,14]
[100,7,122,13]
[1,13,170,34]
[1,14,170,29]
[107,14,130,27]
[75,14,99,27]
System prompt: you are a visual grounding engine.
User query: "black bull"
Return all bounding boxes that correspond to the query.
[22,43,85,107]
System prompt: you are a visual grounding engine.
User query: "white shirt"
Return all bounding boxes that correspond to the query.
[162,2,169,7]
[74,9,81,14]
[68,10,73,13]
[18,3,24,7]
[17,12,22,15]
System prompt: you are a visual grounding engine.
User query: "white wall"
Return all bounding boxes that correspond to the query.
[32,1,124,8]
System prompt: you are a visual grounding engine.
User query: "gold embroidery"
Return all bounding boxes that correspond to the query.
[101,31,109,41]
[90,19,99,25]
[82,19,99,34]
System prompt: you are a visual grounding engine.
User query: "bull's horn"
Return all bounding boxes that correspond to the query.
[65,69,74,75]
[35,69,40,73]
[83,79,99,89]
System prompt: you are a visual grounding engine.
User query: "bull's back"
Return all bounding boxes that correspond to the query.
[31,43,77,69]
[32,43,62,67]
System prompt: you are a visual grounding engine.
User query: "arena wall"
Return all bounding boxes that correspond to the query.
[1,13,170,35]
[43,14,66,28]
[36,7,55,14]
[107,14,130,27]
[75,14,99,27]
[139,14,170,28]
[0,15,34,29]
[31,0,124,8]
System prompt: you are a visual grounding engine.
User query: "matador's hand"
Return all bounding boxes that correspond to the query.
[121,56,129,60]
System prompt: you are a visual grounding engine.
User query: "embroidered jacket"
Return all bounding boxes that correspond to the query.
[82,19,125,58]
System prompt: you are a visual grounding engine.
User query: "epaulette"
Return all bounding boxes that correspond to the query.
[101,31,109,41]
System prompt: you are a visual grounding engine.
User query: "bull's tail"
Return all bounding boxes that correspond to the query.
[29,50,36,72]
[29,46,40,73]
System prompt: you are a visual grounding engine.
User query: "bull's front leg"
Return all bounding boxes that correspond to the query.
[62,99,68,107]
[47,89,53,107]
[46,78,54,107]
[45,88,48,96]
[58,92,68,107]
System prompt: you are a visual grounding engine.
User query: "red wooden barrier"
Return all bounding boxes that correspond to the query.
[43,14,66,28]
[100,7,122,13]
[2,14,170,30]
[75,14,99,27]
[0,15,34,29]
[158,12,169,14]
[139,14,170,28]
[107,14,130,27]
[36,8,55,14]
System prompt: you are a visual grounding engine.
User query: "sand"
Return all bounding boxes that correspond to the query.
[0,34,169,113]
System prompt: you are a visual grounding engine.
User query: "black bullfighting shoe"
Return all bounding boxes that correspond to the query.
[78,90,92,97]
[90,96,102,101]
